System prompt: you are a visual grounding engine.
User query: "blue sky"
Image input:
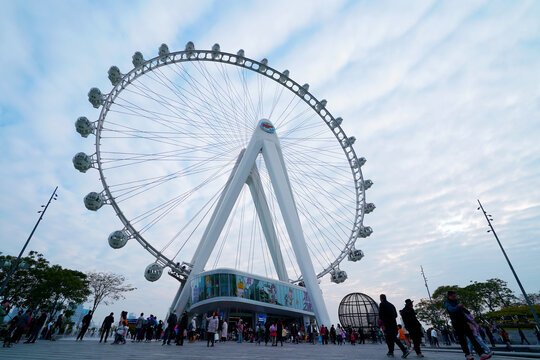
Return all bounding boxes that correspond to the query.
[1,0,540,325]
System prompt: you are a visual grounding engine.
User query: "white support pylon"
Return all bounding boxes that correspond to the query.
[173,119,331,327]
[246,164,289,282]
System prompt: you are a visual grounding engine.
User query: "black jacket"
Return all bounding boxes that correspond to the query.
[102,315,114,329]
[82,313,92,326]
[379,300,398,328]
[401,305,422,335]
[178,314,188,330]
[167,313,177,327]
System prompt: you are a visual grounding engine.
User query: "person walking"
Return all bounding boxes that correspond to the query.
[518,328,530,345]
[400,299,424,358]
[99,312,114,343]
[379,294,410,358]
[25,310,47,343]
[50,314,63,341]
[445,290,492,360]
[76,310,93,341]
[206,312,218,347]
[12,309,32,344]
[162,310,177,345]
[177,311,188,346]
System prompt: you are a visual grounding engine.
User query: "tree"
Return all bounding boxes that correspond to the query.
[31,265,91,317]
[0,251,50,307]
[415,278,518,327]
[0,251,90,316]
[86,272,136,313]
[517,292,540,306]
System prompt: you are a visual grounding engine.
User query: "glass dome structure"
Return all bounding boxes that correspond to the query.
[338,292,379,330]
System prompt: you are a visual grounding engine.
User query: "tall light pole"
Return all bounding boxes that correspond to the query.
[477,199,540,331]
[0,186,58,297]
[421,265,441,327]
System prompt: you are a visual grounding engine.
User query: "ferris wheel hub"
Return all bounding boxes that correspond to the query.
[259,119,275,133]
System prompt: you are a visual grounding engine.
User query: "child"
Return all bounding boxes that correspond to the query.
[113,323,127,344]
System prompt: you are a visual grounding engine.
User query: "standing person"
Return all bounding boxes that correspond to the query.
[12,309,32,344]
[25,310,47,343]
[135,313,144,342]
[445,290,492,360]
[518,328,530,345]
[379,294,410,358]
[277,320,284,346]
[307,321,315,344]
[221,319,228,342]
[177,311,188,346]
[145,315,155,342]
[320,324,328,345]
[206,312,218,347]
[0,300,10,326]
[256,324,264,345]
[162,310,177,345]
[264,320,271,345]
[0,300,11,347]
[156,320,163,341]
[401,299,424,358]
[99,312,114,343]
[330,324,336,344]
[336,325,343,345]
[76,310,93,341]
[431,327,439,347]
[237,319,244,343]
[190,316,197,342]
[358,327,366,344]
[270,322,277,346]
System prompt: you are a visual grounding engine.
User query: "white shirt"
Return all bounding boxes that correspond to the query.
[431,329,437,338]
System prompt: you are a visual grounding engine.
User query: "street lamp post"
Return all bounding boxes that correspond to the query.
[420,265,441,328]
[477,199,540,331]
[0,186,58,297]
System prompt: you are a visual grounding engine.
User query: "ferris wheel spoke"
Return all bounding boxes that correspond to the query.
[114,156,235,202]
[287,170,355,235]
[217,62,257,139]
[135,165,233,235]
[123,74,245,150]
[184,62,252,146]
[267,77,286,121]
[167,183,225,260]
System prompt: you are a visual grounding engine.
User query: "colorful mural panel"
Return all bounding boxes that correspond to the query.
[191,272,312,312]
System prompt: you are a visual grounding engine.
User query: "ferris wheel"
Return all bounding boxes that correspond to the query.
[73,42,374,324]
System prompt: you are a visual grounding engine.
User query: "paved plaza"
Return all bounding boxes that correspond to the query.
[0,340,537,360]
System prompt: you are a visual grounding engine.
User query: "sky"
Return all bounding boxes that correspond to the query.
[1,0,540,326]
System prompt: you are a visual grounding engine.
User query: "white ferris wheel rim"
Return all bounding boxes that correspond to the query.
[91,46,367,282]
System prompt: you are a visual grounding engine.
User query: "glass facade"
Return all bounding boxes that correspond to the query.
[191,271,313,312]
